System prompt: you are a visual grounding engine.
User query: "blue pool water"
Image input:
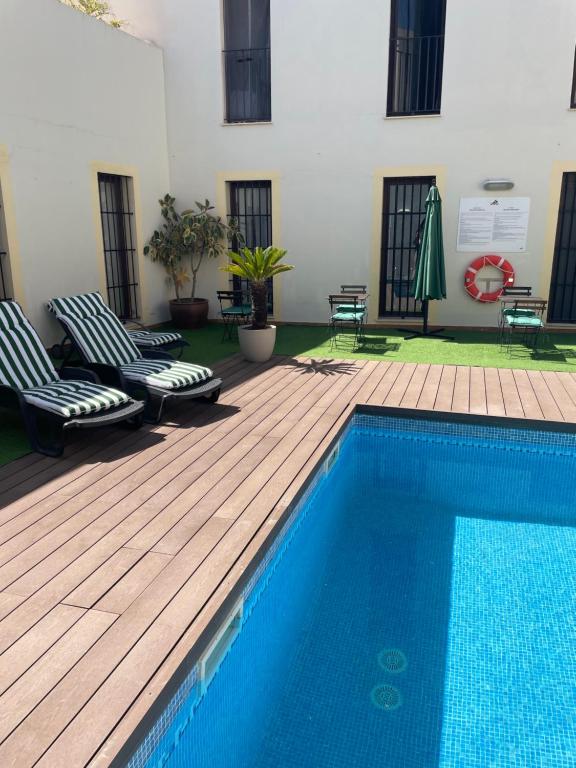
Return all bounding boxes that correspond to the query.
[137,415,576,768]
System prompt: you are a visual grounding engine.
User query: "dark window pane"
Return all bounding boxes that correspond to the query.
[0,195,11,301]
[223,0,271,122]
[387,0,446,116]
[97,173,139,320]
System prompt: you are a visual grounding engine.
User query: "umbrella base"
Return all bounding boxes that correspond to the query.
[397,327,454,341]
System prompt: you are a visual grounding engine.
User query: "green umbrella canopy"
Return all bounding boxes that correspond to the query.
[411,185,447,301]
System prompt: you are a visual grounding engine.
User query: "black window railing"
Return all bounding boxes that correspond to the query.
[387,35,445,116]
[223,47,271,123]
[97,173,139,320]
[0,251,10,301]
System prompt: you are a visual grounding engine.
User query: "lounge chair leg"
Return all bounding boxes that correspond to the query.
[22,408,65,457]
[144,394,169,424]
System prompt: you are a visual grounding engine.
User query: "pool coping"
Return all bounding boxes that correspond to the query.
[117,403,576,768]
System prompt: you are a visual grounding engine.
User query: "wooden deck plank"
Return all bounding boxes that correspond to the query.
[484,367,506,416]
[434,365,456,411]
[0,604,85,696]
[525,370,564,421]
[63,548,147,610]
[383,363,418,407]
[399,363,429,409]
[0,358,574,768]
[510,370,544,420]
[468,367,487,415]
[542,372,576,421]
[416,364,443,410]
[451,366,470,413]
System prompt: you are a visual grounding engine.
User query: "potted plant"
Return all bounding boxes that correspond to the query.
[144,195,236,328]
[221,246,294,362]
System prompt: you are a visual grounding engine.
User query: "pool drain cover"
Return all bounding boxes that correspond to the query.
[378,648,407,674]
[371,684,402,711]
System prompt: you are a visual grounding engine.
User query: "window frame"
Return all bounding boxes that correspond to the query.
[386,0,447,117]
[97,172,140,320]
[222,0,272,123]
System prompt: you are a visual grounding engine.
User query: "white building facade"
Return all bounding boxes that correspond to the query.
[2,0,576,340]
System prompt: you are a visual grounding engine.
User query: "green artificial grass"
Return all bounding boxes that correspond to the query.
[178,323,576,372]
[2,323,576,470]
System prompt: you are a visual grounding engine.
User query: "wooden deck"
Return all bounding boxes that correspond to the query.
[1,355,576,767]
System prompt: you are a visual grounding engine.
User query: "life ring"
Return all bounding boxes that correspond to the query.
[464,254,515,303]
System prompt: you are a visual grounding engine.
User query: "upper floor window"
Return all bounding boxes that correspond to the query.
[0,187,13,301]
[571,46,576,108]
[222,0,271,123]
[387,0,446,117]
[97,173,139,320]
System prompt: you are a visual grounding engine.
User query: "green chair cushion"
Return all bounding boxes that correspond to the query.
[502,308,536,317]
[336,304,366,313]
[222,306,252,315]
[331,312,365,322]
[505,315,543,328]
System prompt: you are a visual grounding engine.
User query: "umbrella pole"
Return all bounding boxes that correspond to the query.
[400,300,455,340]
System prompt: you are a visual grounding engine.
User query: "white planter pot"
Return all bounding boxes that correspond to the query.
[238,324,277,363]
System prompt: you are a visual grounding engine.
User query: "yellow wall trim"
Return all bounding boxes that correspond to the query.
[369,165,447,324]
[90,161,149,322]
[216,170,282,320]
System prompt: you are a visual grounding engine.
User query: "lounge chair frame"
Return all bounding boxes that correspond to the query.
[0,366,144,457]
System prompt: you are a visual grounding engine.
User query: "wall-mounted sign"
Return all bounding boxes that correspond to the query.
[457,197,530,253]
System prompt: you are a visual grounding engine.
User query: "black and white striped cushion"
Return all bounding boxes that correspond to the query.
[22,381,129,418]
[0,301,59,390]
[49,293,141,367]
[120,359,211,390]
[127,330,184,348]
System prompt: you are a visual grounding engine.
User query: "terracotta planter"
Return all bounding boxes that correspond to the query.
[169,298,209,329]
[238,324,277,363]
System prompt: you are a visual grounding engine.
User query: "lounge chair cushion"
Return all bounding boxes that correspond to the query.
[22,381,130,418]
[0,301,59,390]
[127,330,184,348]
[49,293,142,367]
[119,359,212,391]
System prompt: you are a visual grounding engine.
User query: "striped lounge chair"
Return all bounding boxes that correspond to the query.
[48,292,222,423]
[0,301,144,456]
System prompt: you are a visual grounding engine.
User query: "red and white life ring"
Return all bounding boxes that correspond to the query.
[464,254,515,303]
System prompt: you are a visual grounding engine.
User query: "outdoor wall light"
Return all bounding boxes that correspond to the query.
[481,178,515,191]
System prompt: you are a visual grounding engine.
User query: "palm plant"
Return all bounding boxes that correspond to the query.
[221,247,294,329]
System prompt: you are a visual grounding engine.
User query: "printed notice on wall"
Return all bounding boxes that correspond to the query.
[457,197,530,253]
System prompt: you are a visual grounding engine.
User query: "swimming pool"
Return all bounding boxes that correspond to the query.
[129,411,576,768]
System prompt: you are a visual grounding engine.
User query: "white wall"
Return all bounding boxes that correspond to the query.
[0,0,171,343]
[111,0,576,327]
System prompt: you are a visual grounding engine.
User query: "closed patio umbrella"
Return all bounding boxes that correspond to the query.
[404,185,453,340]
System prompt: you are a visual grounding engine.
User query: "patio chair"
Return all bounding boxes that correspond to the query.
[501,299,546,354]
[328,294,366,350]
[0,300,144,456]
[216,290,252,341]
[339,285,368,313]
[48,292,222,423]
